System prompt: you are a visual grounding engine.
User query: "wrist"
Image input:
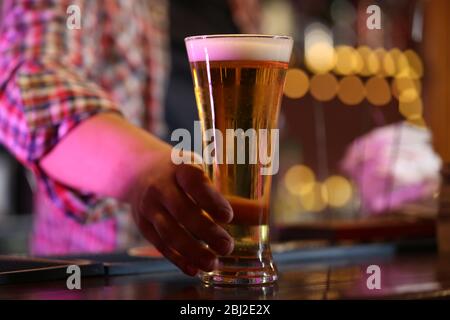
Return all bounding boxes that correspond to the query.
[124,147,170,205]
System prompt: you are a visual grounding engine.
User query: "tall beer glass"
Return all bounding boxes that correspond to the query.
[185,35,293,285]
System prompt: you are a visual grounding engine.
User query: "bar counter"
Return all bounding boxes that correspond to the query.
[1,241,450,300]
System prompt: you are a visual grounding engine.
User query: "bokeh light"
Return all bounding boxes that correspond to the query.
[284,68,310,99]
[357,46,380,76]
[387,48,410,78]
[399,98,423,120]
[382,51,396,76]
[337,76,365,105]
[383,48,401,77]
[284,165,316,196]
[334,45,363,75]
[260,0,295,36]
[392,77,422,103]
[305,23,336,74]
[322,176,353,208]
[300,182,328,212]
[310,73,339,102]
[402,49,424,79]
[366,76,392,106]
[373,48,388,77]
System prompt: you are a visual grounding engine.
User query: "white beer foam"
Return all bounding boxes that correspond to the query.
[185,35,293,63]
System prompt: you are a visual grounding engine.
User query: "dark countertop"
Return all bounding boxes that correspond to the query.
[1,241,450,300]
[0,215,31,255]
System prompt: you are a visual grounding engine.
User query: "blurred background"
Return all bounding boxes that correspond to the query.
[0,0,448,254]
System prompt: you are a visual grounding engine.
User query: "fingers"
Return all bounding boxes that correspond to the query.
[134,162,235,276]
[175,164,233,224]
[138,192,220,272]
[150,208,220,272]
[162,188,234,256]
[136,215,198,276]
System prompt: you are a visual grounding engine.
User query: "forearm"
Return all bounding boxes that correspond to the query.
[40,113,172,203]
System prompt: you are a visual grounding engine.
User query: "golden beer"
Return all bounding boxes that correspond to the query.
[185,35,293,285]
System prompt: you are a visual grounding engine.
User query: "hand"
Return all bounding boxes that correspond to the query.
[39,113,233,274]
[130,151,234,276]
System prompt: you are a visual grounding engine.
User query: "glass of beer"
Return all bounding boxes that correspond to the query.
[185,35,293,285]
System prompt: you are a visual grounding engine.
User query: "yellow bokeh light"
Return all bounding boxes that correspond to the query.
[310,73,338,102]
[392,78,422,103]
[365,76,392,106]
[395,56,410,77]
[337,76,366,105]
[284,165,316,196]
[400,49,424,79]
[284,68,310,99]
[386,48,411,78]
[382,51,396,77]
[322,176,353,208]
[373,48,388,77]
[357,46,380,76]
[304,23,336,74]
[305,42,337,74]
[300,182,328,212]
[334,46,363,75]
[399,98,423,120]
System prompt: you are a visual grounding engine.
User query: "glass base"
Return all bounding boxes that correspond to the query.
[200,281,278,299]
[200,266,278,286]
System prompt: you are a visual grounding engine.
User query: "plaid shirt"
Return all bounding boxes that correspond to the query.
[0,0,170,255]
[0,0,259,255]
